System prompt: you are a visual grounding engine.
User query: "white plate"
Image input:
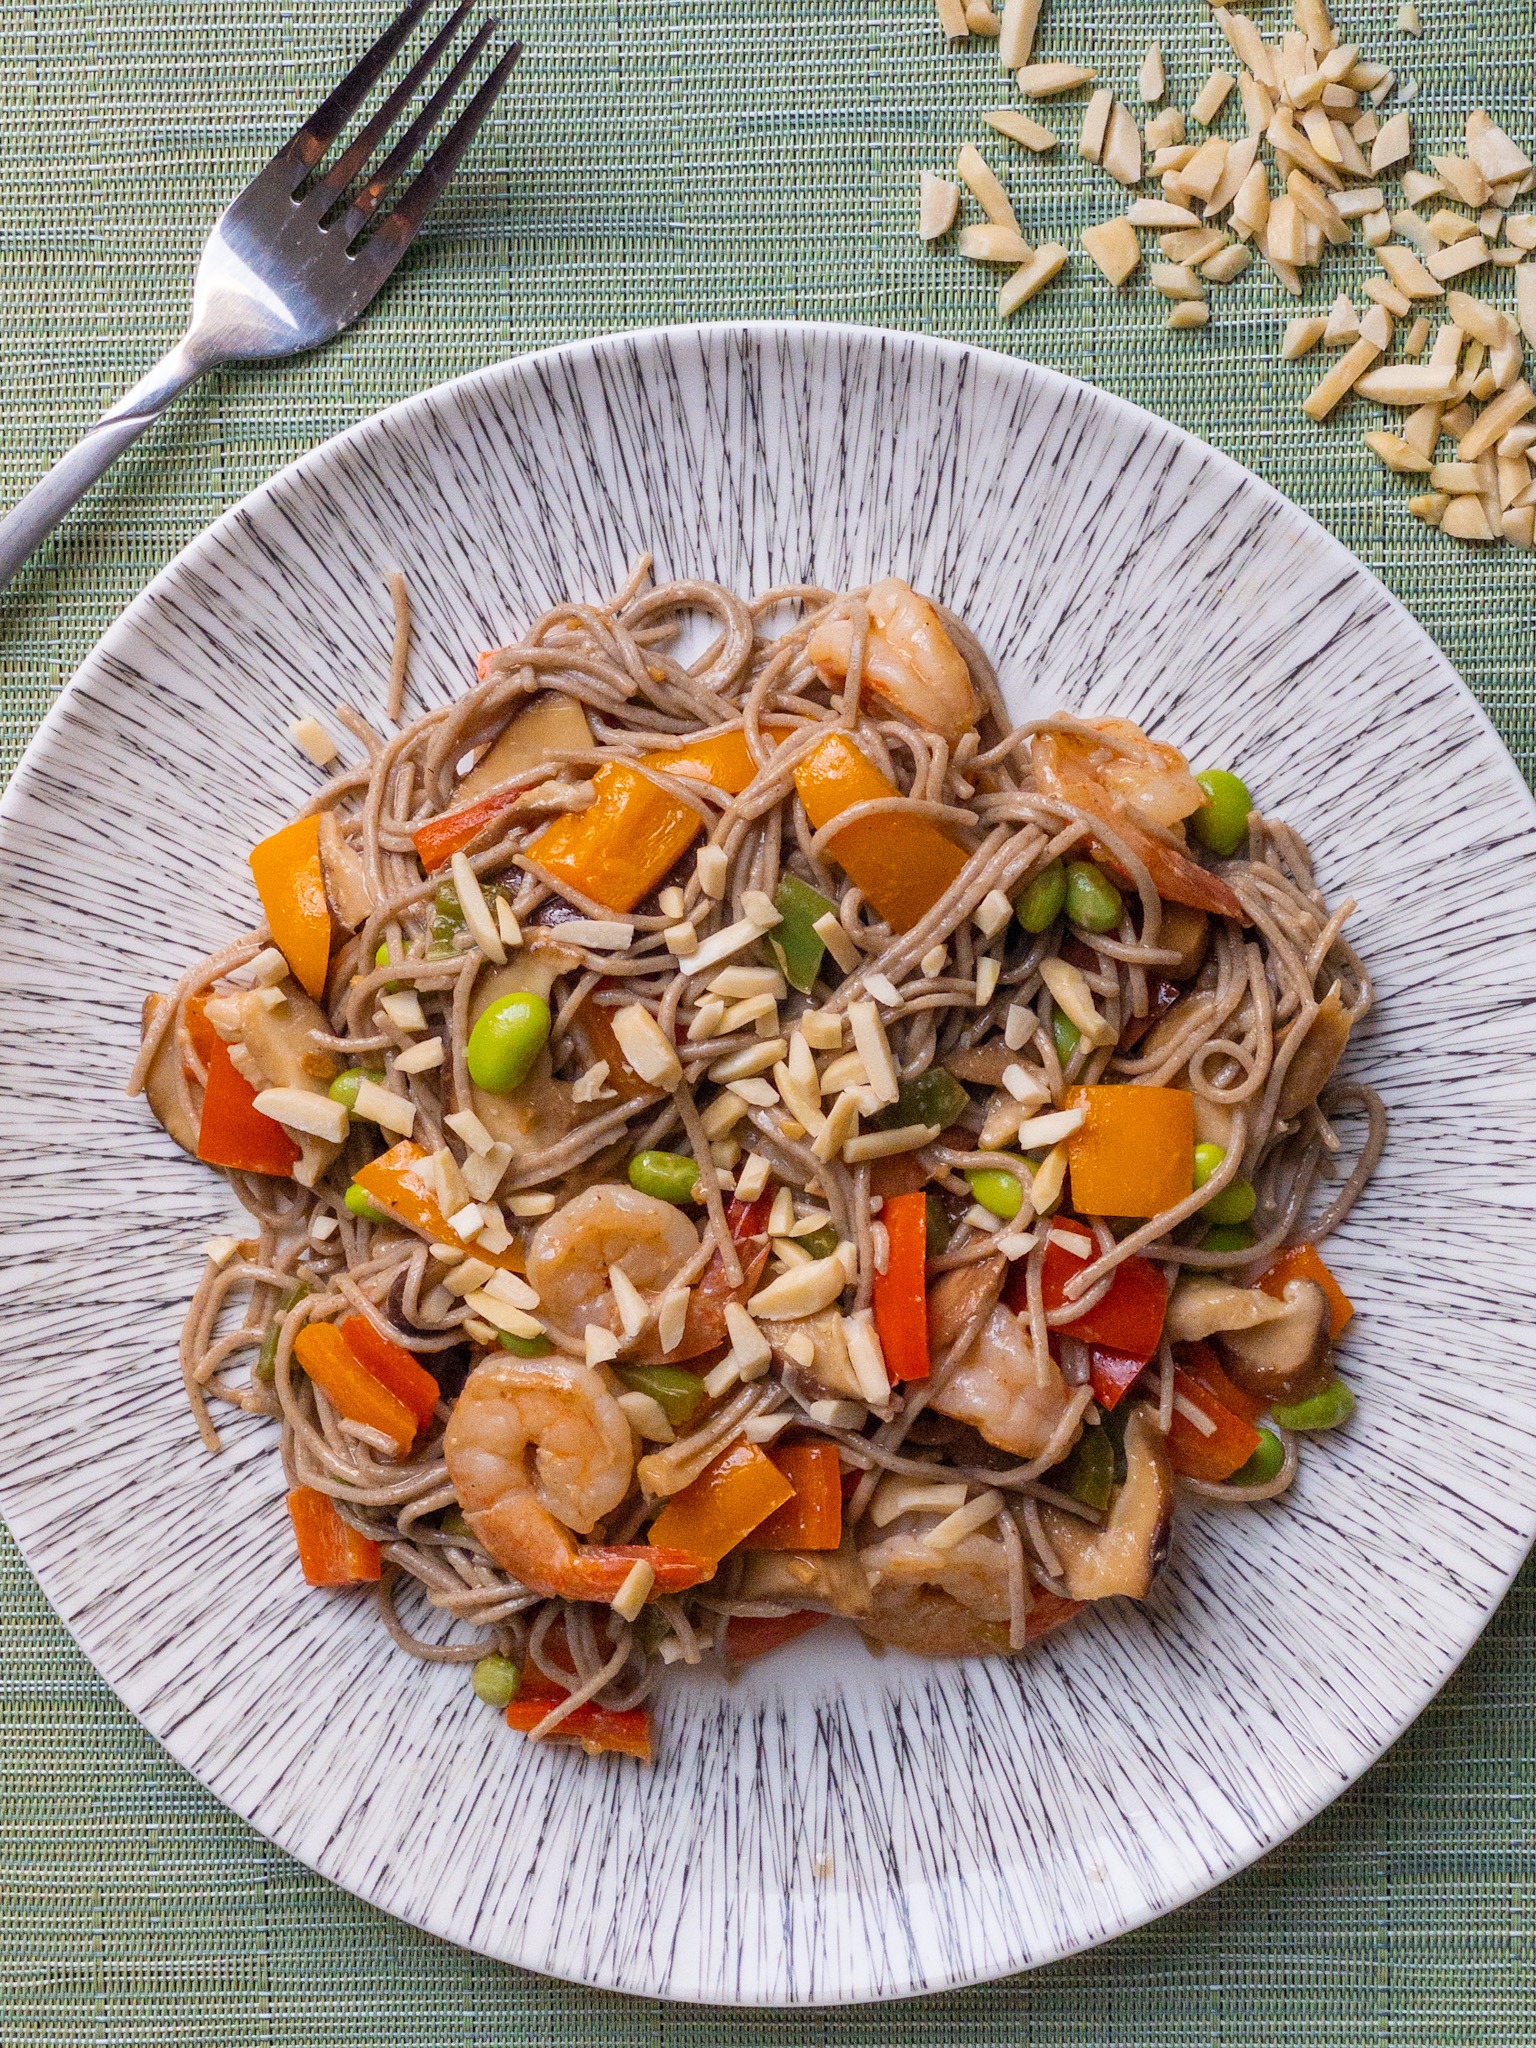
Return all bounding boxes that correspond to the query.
[2,324,1535,2008]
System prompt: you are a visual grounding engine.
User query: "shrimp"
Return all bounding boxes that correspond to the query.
[857,1514,1081,1656]
[1031,719,1244,919]
[927,1265,1076,1459]
[443,1353,708,1601]
[808,577,979,747]
[526,1183,699,1341]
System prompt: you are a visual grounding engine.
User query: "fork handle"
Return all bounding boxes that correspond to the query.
[0,337,209,594]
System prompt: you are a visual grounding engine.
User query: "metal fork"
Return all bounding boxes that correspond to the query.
[0,0,518,592]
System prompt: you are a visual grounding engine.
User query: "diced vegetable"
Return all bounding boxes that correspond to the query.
[1015,859,1066,933]
[351,1140,524,1270]
[1064,1084,1195,1218]
[1229,1428,1285,1486]
[466,990,551,1093]
[627,1150,702,1204]
[1192,1142,1257,1225]
[286,1486,381,1586]
[249,815,332,1000]
[1175,1338,1265,1424]
[745,1442,843,1551]
[1256,1241,1353,1338]
[256,1280,310,1383]
[646,1437,795,1568]
[792,732,971,933]
[1087,1346,1150,1411]
[1022,1236,1167,1357]
[293,1321,418,1454]
[328,1067,382,1109]
[925,1189,953,1257]
[507,1664,652,1760]
[1053,1011,1081,1065]
[339,1315,440,1433]
[723,1609,830,1663]
[629,1192,772,1364]
[1202,1223,1255,1251]
[344,1184,391,1224]
[193,994,301,1177]
[876,1067,969,1133]
[769,873,836,992]
[499,1330,553,1357]
[1270,1377,1355,1431]
[967,1168,1024,1220]
[1060,1425,1115,1508]
[873,1189,930,1381]
[1166,1368,1263,1481]
[472,1653,521,1707]
[796,1223,840,1260]
[1190,768,1253,856]
[617,1364,706,1427]
[1064,859,1123,933]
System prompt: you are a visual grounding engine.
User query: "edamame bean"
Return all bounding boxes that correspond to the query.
[467,990,551,1093]
[1053,1010,1081,1066]
[1191,769,1252,857]
[618,1365,707,1428]
[966,1167,1024,1221]
[1064,860,1123,934]
[1015,860,1066,934]
[1201,1223,1255,1252]
[471,1653,521,1708]
[1194,1142,1257,1224]
[374,940,401,992]
[627,1150,702,1204]
[1229,1428,1285,1485]
[498,1330,553,1358]
[1270,1378,1355,1431]
[328,1067,382,1110]
[344,1183,391,1225]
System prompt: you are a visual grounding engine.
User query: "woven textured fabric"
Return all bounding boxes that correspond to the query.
[0,0,1531,2038]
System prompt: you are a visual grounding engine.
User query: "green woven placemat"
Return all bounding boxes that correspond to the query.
[2,1,1532,2038]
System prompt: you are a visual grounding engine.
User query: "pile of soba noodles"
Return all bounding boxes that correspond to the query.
[134,562,1383,1759]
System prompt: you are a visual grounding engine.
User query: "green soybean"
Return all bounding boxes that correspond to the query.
[1201,1222,1255,1252]
[471,1653,521,1709]
[924,1189,953,1258]
[966,1168,1024,1221]
[1053,1010,1082,1066]
[628,1150,702,1204]
[467,990,551,1094]
[374,939,402,993]
[1191,769,1253,857]
[1015,860,1067,933]
[328,1067,382,1110]
[255,1281,310,1383]
[1228,1429,1286,1486]
[344,1183,391,1225]
[770,873,837,993]
[1194,1142,1257,1224]
[878,1066,970,1133]
[1065,860,1123,934]
[618,1364,707,1428]
[498,1330,553,1358]
[1270,1378,1355,1431]
[1062,1427,1115,1511]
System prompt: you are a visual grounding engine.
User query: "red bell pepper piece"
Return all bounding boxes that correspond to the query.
[286,1487,381,1586]
[509,1664,652,1760]
[1007,1233,1167,1358]
[630,1192,772,1364]
[1165,1367,1263,1482]
[1175,1339,1265,1425]
[723,1610,830,1664]
[191,992,300,1178]
[745,1442,843,1552]
[872,1189,930,1382]
[1025,1587,1086,1641]
[1088,1347,1150,1412]
[339,1316,441,1434]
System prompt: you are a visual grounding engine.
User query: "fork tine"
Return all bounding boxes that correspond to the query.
[304,0,476,212]
[343,39,516,249]
[273,0,436,180]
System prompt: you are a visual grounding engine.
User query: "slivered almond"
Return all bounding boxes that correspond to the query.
[1138,40,1164,103]
[999,243,1068,314]
[1191,70,1235,127]
[1364,432,1432,474]
[958,223,1034,265]
[997,0,1041,69]
[1458,381,1536,461]
[919,171,961,240]
[957,143,1020,231]
[1302,334,1383,420]
[1354,363,1461,404]
[1101,102,1143,186]
[1015,62,1096,95]
[1282,316,1328,360]
[1081,216,1141,285]
[981,107,1056,152]
[1079,88,1113,165]
[1376,245,1444,298]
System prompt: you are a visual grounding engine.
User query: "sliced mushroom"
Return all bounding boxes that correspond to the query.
[202,983,340,1186]
[925,1255,1007,1365]
[1276,983,1352,1122]
[1157,901,1210,980]
[1039,1404,1172,1601]
[457,692,592,802]
[736,1533,871,1617]
[1164,1275,1291,1343]
[944,1043,1013,1086]
[1139,987,1220,1066]
[317,809,374,930]
[1214,1277,1333,1404]
[772,1310,863,1405]
[140,993,202,1155]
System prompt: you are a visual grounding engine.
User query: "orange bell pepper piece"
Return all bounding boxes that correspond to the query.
[286,1487,381,1586]
[745,1443,844,1552]
[506,1669,652,1761]
[646,1437,794,1569]
[723,1610,830,1663]
[1165,1367,1263,1482]
[293,1321,417,1455]
[190,992,300,1178]
[351,1141,525,1271]
[639,728,758,794]
[249,814,332,1000]
[1256,1241,1353,1338]
[792,732,970,933]
[1176,1338,1265,1425]
[1064,1084,1195,1219]
[873,1189,930,1381]
[339,1316,440,1433]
